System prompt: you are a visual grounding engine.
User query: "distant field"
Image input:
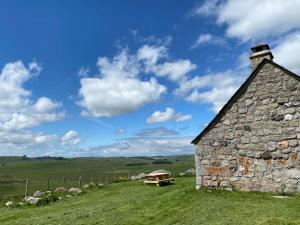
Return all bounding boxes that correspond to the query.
[1,177,300,225]
[0,155,194,199]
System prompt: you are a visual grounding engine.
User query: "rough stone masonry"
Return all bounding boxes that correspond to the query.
[192,44,300,193]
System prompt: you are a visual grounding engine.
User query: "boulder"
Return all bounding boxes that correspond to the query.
[5,201,13,207]
[24,196,41,205]
[89,182,96,187]
[55,187,67,193]
[130,173,146,180]
[69,187,82,194]
[33,191,43,197]
[185,168,196,175]
[82,184,90,189]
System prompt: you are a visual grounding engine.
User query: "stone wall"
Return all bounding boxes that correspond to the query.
[195,62,300,193]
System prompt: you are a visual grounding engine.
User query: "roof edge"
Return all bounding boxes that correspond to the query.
[191,59,300,145]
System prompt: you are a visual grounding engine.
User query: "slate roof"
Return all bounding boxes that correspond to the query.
[191,59,300,145]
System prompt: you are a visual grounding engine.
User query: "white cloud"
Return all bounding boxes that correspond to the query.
[34,97,62,113]
[61,130,81,145]
[274,32,300,73]
[192,0,220,16]
[152,60,196,82]
[191,33,225,49]
[175,114,193,122]
[176,70,247,112]
[0,61,64,130]
[0,60,67,156]
[2,112,65,130]
[0,128,60,156]
[195,0,300,41]
[78,43,196,117]
[87,136,193,157]
[78,66,90,77]
[137,44,167,70]
[136,127,179,137]
[79,76,166,117]
[146,107,192,124]
[138,44,196,82]
[78,49,166,118]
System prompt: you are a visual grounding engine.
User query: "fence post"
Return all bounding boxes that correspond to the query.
[90,176,93,184]
[106,176,108,184]
[79,176,82,188]
[47,177,50,191]
[63,176,66,187]
[24,178,29,198]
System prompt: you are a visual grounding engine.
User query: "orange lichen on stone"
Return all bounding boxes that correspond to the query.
[277,159,286,165]
[239,156,250,175]
[206,166,231,176]
[290,153,297,161]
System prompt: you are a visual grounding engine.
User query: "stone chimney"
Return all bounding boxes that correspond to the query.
[250,44,274,70]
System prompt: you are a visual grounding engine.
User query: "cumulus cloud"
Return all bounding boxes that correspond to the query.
[137,44,196,82]
[152,60,196,82]
[34,97,62,113]
[0,61,64,130]
[137,44,167,70]
[194,0,300,41]
[61,130,81,145]
[176,70,247,112]
[146,107,192,124]
[0,60,67,156]
[274,32,300,73]
[78,44,196,117]
[78,49,166,117]
[191,33,225,49]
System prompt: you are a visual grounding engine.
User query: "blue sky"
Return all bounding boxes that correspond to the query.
[1,0,300,157]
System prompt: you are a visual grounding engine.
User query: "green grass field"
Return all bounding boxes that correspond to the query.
[0,177,299,225]
[0,155,194,199]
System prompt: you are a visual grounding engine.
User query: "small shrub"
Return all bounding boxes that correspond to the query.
[126,163,148,166]
[152,160,173,164]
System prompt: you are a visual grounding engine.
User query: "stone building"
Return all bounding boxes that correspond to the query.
[192,44,300,193]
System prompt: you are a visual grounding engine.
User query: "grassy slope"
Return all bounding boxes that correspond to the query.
[1,177,300,225]
[0,155,194,198]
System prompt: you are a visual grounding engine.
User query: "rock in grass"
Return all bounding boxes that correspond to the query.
[24,196,41,205]
[89,182,96,187]
[184,168,196,175]
[5,201,13,207]
[130,173,146,180]
[82,184,90,189]
[69,187,82,194]
[55,187,68,193]
[33,191,43,197]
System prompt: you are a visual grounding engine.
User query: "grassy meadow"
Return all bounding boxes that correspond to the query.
[0,155,194,199]
[0,177,300,225]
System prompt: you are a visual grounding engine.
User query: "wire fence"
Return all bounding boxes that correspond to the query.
[0,174,131,200]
